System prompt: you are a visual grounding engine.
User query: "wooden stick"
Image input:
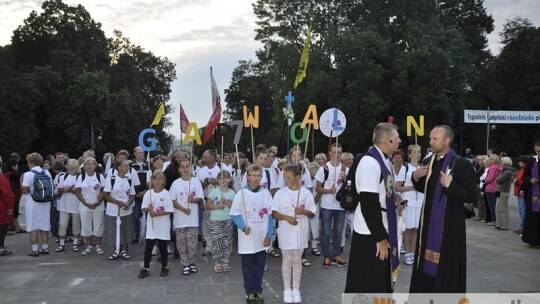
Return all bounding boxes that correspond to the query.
[235,144,249,227]
[295,124,311,210]
[187,141,193,209]
[332,135,339,205]
[250,125,255,162]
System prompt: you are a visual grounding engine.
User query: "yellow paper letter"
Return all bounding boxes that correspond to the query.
[300,104,319,129]
[407,115,424,137]
[243,106,259,128]
[183,122,202,145]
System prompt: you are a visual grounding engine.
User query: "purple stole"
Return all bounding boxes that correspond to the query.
[532,156,539,213]
[368,146,401,281]
[419,149,456,277]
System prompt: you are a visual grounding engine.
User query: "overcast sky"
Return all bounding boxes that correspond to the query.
[1,0,539,139]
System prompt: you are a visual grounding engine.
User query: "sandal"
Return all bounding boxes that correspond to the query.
[214,264,223,273]
[96,247,104,255]
[39,248,50,255]
[269,250,281,257]
[311,248,321,256]
[189,264,198,273]
[108,252,118,260]
[120,251,131,260]
[55,245,65,252]
[28,250,40,257]
[182,266,190,275]
[72,245,80,252]
[81,247,92,256]
[222,263,231,272]
[159,268,169,277]
[138,268,149,279]
[302,258,311,267]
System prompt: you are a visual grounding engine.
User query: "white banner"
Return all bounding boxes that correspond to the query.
[343,293,540,304]
[464,109,540,124]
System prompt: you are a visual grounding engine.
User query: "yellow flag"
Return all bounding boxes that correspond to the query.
[151,102,165,126]
[294,24,312,89]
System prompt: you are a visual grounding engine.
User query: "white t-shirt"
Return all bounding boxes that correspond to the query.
[393,164,406,195]
[272,187,316,249]
[57,174,80,214]
[353,147,391,235]
[276,166,313,190]
[103,175,136,217]
[399,164,424,207]
[170,177,204,228]
[142,189,174,240]
[230,188,273,254]
[221,163,234,174]
[75,173,105,212]
[22,166,53,204]
[106,167,141,187]
[314,162,348,210]
[195,164,221,197]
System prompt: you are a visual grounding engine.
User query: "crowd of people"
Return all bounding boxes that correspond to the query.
[0,126,539,303]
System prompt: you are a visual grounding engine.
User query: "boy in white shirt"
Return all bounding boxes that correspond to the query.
[230,165,274,304]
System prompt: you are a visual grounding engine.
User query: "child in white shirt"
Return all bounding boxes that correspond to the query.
[230,164,274,304]
[170,158,204,275]
[138,171,173,278]
[272,165,316,303]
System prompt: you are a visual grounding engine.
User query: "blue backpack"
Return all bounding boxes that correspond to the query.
[31,169,54,202]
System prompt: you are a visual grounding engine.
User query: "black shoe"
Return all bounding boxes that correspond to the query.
[39,248,50,255]
[159,268,169,277]
[138,269,149,279]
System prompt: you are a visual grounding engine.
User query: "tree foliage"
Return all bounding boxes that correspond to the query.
[224,0,489,155]
[0,0,176,159]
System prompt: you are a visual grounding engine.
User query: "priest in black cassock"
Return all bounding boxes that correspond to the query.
[410,125,476,293]
[521,141,540,247]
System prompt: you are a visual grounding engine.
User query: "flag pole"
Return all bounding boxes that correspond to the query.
[332,135,339,205]
[250,125,255,162]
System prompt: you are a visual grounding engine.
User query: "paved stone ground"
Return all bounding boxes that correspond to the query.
[1,194,539,303]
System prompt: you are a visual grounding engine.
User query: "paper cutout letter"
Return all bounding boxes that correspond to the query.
[183,122,202,145]
[406,115,424,136]
[300,104,319,129]
[139,128,157,151]
[243,106,259,128]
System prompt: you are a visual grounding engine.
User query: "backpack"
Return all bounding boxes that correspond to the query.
[79,171,102,184]
[336,152,383,211]
[30,169,54,202]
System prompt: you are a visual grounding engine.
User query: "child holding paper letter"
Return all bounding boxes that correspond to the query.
[272,165,316,303]
[230,164,274,304]
[138,171,173,278]
[170,158,204,276]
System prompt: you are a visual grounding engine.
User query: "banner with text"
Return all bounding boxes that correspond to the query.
[464,109,540,124]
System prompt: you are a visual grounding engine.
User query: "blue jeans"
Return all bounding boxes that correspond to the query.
[518,196,526,229]
[320,207,346,259]
[241,250,266,294]
[486,192,497,222]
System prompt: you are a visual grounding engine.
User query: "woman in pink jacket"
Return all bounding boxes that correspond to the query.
[484,154,502,226]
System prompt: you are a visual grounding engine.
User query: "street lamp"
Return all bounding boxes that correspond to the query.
[91,118,103,150]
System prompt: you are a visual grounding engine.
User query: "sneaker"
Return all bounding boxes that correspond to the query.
[331,256,348,267]
[159,267,169,277]
[28,250,40,257]
[283,289,293,304]
[138,268,149,279]
[81,247,92,256]
[246,293,256,304]
[292,289,301,303]
[254,292,264,303]
[322,258,331,269]
[301,258,311,267]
